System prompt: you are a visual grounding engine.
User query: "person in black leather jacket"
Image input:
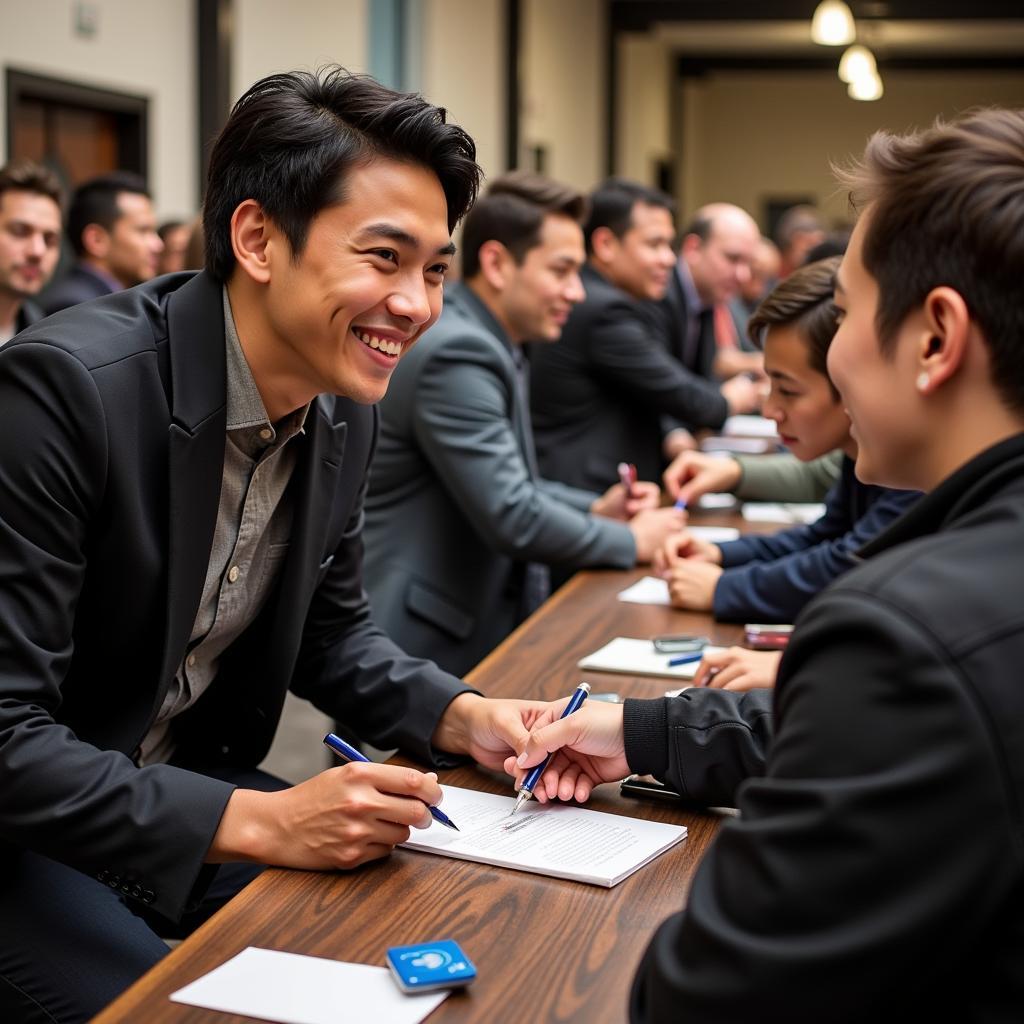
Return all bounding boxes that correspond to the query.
[508,107,1024,1023]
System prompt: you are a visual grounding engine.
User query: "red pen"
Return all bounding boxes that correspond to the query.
[617,461,638,499]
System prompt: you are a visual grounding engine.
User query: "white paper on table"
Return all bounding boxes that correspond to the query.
[578,637,726,680]
[617,575,671,605]
[696,492,737,510]
[169,947,448,1024]
[722,415,779,438]
[741,502,826,525]
[687,525,740,543]
[404,786,686,888]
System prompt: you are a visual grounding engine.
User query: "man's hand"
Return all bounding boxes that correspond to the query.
[666,560,722,611]
[692,647,782,692]
[629,507,687,563]
[721,373,761,415]
[431,692,552,771]
[208,762,443,870]
[663,450,742,504]
[590,480,661,521]
[653,530,722,575]
[502,701,629,805]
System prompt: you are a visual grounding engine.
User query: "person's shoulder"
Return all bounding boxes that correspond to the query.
[13,274,191,372]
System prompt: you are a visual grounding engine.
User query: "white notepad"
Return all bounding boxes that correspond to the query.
[617,575,671,605]
[741,502,826,525]
[403,785,686,888]
[722,415,780,438]
[170,947,448,1024]
[687,525,740,543]
[577,637,727,680]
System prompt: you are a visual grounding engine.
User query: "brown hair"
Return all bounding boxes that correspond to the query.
[835,108,1024,412]
[748,256,842,398]
[0,159,63,208]
[460,171,586,280]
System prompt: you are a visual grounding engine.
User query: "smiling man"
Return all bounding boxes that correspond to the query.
[0,68,557,1022]
[365,172,683,675]
[0,160,62,345]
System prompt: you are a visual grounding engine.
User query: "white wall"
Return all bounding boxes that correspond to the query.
[232,0,368,102]
[616,32,672,185]
[676,69,1024,229]
[520,0,605,191]
[419,0,505,184]
[0,0,196,218]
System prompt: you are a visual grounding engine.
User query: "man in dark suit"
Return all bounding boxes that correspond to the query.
[40,170,163,314]
[365,173,683,675]
[511,108,1024,1020]
[0,160,62,345]
[529,179,759,493]
[0,68,551,1022]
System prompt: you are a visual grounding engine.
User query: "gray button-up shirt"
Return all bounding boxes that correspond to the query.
[140,290,309,765]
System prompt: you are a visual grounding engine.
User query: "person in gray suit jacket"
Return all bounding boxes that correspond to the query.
[366,173,684,675]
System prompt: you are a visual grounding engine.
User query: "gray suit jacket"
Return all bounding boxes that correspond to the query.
[365,283,635,676]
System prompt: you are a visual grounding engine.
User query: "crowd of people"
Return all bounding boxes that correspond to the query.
[0,65,1022,1023]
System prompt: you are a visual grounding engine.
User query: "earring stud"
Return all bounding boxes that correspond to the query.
[916,372,930,391]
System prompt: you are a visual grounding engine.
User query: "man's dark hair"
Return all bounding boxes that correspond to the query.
[202,66,481,282]
[67,171,150,257]
[773,204,824,251]
[460,171,585,280]
[583,178,675,254]
[157,219,185,242]
[0,160,63,210]
[836,107,1024,413]
[748,256,842,398]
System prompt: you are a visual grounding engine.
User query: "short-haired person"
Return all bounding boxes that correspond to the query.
[41,170,163,313]
[0,160,62,345]
[774,202,826,278]
[529,179,758,493]
[0,68,558,1022]
[509,107,1024,1020]
[365,172,683,676]
[156,218,192,275]
[656,256,920,624]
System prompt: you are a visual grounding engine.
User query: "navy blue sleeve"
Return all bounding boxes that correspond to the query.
[712,489,920,622]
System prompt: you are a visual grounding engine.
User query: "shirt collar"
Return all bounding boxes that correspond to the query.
[676,259,710,314]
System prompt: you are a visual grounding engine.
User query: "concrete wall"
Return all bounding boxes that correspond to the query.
[0,0,196,218]
[675,68,1024,229]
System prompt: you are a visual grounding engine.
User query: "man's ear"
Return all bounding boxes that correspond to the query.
[916,286,971,395]
[589,225,620,265]
[230,200,274,285]
[477,239,514,292]
[80,223,111,261]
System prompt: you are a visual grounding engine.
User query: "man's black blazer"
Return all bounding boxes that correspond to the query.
[0,272,468,921]
[529,264,728,492]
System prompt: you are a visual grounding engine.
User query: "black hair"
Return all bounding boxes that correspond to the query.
[583,178,675,254]
[202,66,481,281]
[67,171,150,257]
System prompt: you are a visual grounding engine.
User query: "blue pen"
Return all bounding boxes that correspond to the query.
[510,682,591,817]
[323,733,460,831]
[668,652,704,667]
[673,496,688,512]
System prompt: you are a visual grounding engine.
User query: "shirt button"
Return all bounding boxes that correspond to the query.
[227,565,240,583]
[259,427,273,441]
[186,654,197,668]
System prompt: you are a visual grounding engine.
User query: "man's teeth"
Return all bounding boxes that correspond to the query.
[354,329,403,356]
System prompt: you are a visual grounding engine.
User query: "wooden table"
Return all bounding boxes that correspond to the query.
[96,546,752,1022]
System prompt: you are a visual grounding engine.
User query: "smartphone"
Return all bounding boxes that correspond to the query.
[652,634,709,654]
[744,623,793,650]
[620,774,682,801]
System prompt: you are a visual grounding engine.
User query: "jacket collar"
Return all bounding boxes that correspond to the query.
[447,281,514,355]
[858,432,1024,559]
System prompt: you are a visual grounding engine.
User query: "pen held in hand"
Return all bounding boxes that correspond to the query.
[510,682,591,817]
[322,733,459,831]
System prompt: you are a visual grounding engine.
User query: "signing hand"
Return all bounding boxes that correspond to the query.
[653,530,721,575]
[591,480,661,521]
[502,700,629,806]
[662,450,742,505]
[692,647,782,692]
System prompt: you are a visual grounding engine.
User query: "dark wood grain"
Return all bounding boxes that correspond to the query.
[95,514,754,1024]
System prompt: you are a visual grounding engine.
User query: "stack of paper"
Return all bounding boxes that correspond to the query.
[404,786,687,888]
[617,576,671,605]
[577,637,726,680]
[722,415,779,438]
[687,525,740,543]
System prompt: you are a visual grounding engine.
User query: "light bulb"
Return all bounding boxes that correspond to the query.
[848,72,884,101]
[811,1,856,46]
[839,45,876,83]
